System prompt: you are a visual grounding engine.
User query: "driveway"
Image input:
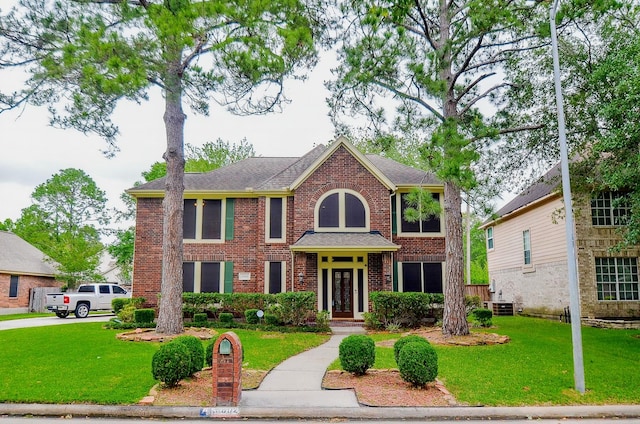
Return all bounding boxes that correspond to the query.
[0,314,114,331]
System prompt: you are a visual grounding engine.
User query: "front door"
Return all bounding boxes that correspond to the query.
[332,269,353,318]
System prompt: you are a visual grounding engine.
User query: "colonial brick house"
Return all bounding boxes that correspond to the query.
[129,136,446,319]
[0,231,61,314]
[481,165,640,319]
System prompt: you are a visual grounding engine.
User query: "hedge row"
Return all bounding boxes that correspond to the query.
[367,292,482,329]
[182,291,316,326]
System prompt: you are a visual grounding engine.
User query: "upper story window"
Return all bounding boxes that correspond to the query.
[315,190,369,231]
[591,191,630,226]
[266,197,286,242]
[393,191,442,235]
[523,229,531,265]
[184,198,234,241]
[486,227,494,250]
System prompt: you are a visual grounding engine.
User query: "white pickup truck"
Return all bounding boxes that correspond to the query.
[46,283,130,318]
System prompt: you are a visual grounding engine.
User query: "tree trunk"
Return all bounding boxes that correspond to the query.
[439,0,469,336]
[155,52,186,335]
[442,181,469,336]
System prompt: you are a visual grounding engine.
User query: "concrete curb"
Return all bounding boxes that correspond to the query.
[1,403,639,420]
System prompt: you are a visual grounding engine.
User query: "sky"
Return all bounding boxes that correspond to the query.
[0,53,340,224]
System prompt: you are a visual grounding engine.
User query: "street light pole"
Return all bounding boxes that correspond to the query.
[550,0,585,394]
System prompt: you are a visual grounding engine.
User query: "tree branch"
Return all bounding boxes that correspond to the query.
[371,78,444,122]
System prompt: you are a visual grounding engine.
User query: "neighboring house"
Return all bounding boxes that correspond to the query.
[482,165,640,319]
[0,231,61,314]
[129,136,446,320]
[98,251,130,288]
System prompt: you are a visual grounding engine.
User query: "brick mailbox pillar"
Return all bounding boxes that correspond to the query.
[212,331,242,406]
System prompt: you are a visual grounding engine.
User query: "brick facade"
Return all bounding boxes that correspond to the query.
[131,139,447,317]
[0,273,60,310]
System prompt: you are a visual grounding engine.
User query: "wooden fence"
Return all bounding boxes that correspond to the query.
[464,284,490,302]
[29,287,60,312]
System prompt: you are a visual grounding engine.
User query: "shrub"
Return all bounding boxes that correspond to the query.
[151,342,192,387]
[219,312,234,324]
[393,335,431,365]
[471,308,493,327]
[245,309,260,324]
[314,310,330,332]
[171,335,205,376]
[264,313,281,326]
[115,297,146,323]
[339,335,375,376]
[274,291,316,326]
[397,341,438,387]
[112,298,128,314]
[362,312,382,330]
[193,313,208,324]
[205,339,215,367]
[134,308,155,324]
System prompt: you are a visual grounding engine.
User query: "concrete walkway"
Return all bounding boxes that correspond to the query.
[240,326,365,408]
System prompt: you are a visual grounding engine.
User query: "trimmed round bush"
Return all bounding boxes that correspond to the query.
[151,342,192,387]
[219,312,234,324]
[339,334,375,376]
[193,313,208,324]
[172,335,205,376]
[264,313,281,326]
[245,309,260,324]
[397,341,438,387]
[393,335,431,365]
[471,308,493,327]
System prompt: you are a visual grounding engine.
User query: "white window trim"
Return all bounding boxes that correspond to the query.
[395,191,445,237]
[189,261,225,293]
[522,229,532,268]
[264,261,286,294]
[184,198,227,243]
[265,197,287,243]
[314,189,370,232]
[486,227,494,250]
[397,261,446,293]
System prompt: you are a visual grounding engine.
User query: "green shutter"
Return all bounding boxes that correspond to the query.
[225,198,235,240]
[224,261,234,293]
[393,260,399,292]
[391,195,397,235]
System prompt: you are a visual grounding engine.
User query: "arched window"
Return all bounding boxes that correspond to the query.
[316,190,369,231]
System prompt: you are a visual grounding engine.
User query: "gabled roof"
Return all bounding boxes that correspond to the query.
[484,163,562,226]
[0,231,57,277]
[128,136,439,196]
[289,136,396,191]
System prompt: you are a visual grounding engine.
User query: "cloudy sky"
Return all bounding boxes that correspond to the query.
[0,53,339,224]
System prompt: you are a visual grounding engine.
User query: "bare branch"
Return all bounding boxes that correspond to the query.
[459,82,510,116]
[371,78,444,122]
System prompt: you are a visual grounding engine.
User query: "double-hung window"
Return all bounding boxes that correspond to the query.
[266,197,286,242]
[595,257,639,301]
[486,227,494,250]
[523,230,531,265]
[591,192,631,226]
[184,198,234,241]
[399,262,443,293]
[183,261,234,293]
[9,276,18,298]
[265,261,286,294]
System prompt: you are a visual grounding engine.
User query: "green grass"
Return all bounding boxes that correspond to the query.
[329,316,640,406]
[0,323,328,404]
[0,313,51,321]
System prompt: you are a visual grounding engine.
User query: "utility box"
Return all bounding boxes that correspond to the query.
[212,331,242,406]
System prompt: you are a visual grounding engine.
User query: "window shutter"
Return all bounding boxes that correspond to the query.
[392,261,398,292]
[391,195,397,235]
[224,261,234,293]
[225,198,235,240]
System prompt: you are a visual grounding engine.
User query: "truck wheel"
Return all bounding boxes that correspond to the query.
[55,311,69,319]
[74,303,90,318]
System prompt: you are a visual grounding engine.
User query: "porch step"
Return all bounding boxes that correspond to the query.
[329,320,366,335]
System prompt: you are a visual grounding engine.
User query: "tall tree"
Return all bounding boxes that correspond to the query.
[1,0,322,334]
[6,168,107,287]
[329,0,557,335]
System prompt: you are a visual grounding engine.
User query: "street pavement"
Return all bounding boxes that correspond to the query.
[1,317,639,420]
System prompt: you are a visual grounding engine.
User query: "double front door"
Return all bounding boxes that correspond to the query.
[332,269,353,318]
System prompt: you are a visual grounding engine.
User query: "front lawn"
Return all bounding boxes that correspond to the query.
[330,316,640,406]
[0,323,328,404]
